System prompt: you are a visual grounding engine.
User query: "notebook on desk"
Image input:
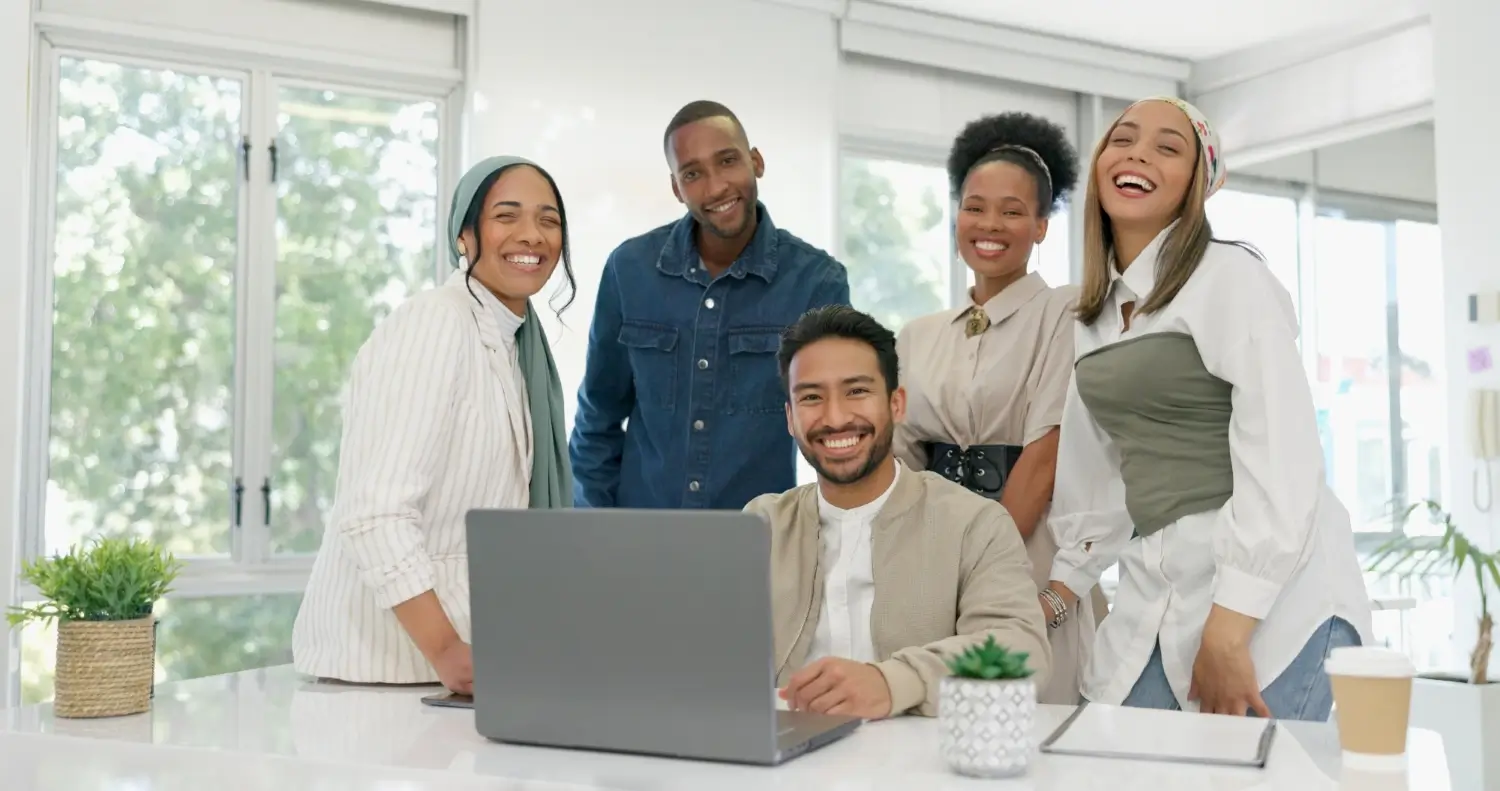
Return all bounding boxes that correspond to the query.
[1040,701,1277,768]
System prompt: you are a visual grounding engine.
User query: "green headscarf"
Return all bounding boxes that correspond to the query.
[447,155,572,509]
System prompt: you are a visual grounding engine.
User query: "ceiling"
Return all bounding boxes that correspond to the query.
[877,0,1429,60]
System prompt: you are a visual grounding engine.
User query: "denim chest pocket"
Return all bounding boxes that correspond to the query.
[727,327,787,415]
[618,321,679,411]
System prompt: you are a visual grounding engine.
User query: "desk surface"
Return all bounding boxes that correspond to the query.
[1,664,1450,791]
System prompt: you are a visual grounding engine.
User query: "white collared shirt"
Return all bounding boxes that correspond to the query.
[1048,226,1373,708]
[805,462,902,665]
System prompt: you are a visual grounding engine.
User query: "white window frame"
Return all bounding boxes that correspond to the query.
[11,12,467,704]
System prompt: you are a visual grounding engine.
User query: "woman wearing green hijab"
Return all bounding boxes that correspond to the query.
[292,156,575,694]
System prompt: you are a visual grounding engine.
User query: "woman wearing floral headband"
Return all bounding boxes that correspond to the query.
[894,112,1096,705]
[1040,98,1372,720]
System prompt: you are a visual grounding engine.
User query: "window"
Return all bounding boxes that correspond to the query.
[1392,220,1448,513]
[1310,208,1449,667]
[270,85,441,556]
[1034,206,1072,287]
[42,56,243,560]
[1310,212,1447,536]
[839,155,952,334]
[18,40,453,701]
[1313,214,1396,531]
[1205,189,1300,314]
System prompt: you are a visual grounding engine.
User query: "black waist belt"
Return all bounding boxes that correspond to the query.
[925,442,1024,498]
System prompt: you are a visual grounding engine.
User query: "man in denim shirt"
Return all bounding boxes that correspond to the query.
[570,100,850,510]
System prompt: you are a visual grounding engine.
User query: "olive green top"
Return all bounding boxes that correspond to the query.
[1073,332,1232,537]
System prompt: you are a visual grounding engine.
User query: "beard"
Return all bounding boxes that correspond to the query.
[796,419,894,486]
[692,188,757,240]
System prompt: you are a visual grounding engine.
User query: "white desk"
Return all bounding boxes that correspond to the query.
[0,665,1451,791]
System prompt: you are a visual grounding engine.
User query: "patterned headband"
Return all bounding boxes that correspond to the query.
[1127,96,1226,199]
[986,144,1053,193]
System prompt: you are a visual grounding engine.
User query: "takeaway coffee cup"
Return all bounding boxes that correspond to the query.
[1325,646,1417,770]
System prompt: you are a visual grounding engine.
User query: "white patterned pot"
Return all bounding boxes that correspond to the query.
[938,676,1036,778]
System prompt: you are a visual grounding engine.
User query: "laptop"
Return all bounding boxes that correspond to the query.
[463,508,861,765]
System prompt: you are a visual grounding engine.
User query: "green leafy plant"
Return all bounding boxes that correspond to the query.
[1366,500,1498,684]
[6,537,184,627]
[944,635,1034,681]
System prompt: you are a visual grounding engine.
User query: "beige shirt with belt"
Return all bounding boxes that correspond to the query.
[893,271,1097,705]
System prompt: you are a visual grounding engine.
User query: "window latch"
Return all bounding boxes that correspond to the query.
[232,477,245,527]
[239,136,251,183]
[268,140,279,183]
[261,478,272,526]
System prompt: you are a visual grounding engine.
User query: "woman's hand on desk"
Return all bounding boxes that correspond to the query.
[431,640,474,695]
[392,590,472,694]
[1189,605,1269,717]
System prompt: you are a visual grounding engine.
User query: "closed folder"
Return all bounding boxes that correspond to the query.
[1040,701,1277,768]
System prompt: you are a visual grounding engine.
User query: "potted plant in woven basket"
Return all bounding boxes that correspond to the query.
[7,536,181,718]
[937,635,1037,778]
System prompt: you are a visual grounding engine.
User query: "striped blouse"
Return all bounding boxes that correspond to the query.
[291,271,532,683]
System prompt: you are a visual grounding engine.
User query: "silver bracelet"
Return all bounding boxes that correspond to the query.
[1039,587,1068,630]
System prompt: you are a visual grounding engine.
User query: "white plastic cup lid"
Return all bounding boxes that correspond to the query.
[1324,646,1417,678]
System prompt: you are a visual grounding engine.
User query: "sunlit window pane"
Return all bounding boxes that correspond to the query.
[1312,215,1392,531]
[839,156,951,334]
[45,57,241,557]
[270,86,441,555]
[1205,189,1301,316]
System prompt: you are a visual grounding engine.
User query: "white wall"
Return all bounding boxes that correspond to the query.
[839,54,1077,154]
[1433,0,1500,686]
[1,0,33,705]
[1190,16,1433,167]
[38,0,461,71]
[467,0,839,428]
[1239,124,1437,204]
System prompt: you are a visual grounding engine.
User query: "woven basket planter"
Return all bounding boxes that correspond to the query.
[54,616,156,718]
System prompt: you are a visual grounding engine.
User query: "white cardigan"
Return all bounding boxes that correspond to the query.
[292,270,532,684]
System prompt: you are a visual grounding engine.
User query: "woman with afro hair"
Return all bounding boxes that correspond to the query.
[893,112,1096,705]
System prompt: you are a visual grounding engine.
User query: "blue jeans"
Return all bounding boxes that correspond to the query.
[1119,616,1361,721]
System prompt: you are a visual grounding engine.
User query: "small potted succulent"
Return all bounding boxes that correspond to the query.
[7,536,181,718]
[938,635,1037,778]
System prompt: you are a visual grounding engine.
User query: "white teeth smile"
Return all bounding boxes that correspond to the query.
[505,254,541,268]
[1114,174,1156,192]
[975,241,1008,252]
[822,435,863,449]
[708,198,740,213]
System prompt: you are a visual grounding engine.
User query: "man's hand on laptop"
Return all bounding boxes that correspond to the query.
[778,658,892,719]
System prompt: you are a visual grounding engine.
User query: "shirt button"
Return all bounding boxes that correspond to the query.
[698,359,709,369]
[689,481,701,492]
[693,419,705,431]
[705,298,716,309]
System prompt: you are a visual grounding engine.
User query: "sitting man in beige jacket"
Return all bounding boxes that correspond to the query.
[748,305,1051,720]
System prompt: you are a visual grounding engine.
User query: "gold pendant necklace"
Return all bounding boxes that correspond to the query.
[965,307,990,338]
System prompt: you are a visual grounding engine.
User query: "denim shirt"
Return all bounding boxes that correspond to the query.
[569,203,850,510]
